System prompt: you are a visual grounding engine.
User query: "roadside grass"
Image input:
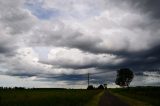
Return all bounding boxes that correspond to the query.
[110,91,151,106]
[109,87,160,106]
[0,88,101,106]
[85,90,104,106]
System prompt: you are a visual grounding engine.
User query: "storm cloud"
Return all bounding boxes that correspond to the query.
[0,0,160,88]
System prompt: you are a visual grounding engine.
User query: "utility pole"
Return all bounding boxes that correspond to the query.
[87,73,90,86]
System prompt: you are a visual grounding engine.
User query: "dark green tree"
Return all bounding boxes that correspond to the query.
[115,68,134,87]
[97,85,104,89]
[87,85,94,90]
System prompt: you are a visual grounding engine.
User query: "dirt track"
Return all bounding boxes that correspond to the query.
[99,90,129,106]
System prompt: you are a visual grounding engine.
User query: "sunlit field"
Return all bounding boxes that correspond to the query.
[0,88,101,106]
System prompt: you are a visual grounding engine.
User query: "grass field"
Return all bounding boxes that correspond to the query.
[0,88,102,106]
[110,87,160,106]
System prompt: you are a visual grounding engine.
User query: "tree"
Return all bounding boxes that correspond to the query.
[87,85,94,90]
[115,68,134,87]
[97,85,104,89]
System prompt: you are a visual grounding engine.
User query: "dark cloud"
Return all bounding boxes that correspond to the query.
[0,46,13,54]
[117,45,160,70]
[95,45,160,73]
[0,0,36,34]
[0,39,18,57]
[28,0,160,57]
[40,44,160,74]
[0,0,160,87]
[127,0,160,19]
[5,72,36,78]
[31,71,116,86]
[110,0,160,18]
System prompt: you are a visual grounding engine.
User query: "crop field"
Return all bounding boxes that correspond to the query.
[110,87,160,106]
[0,88,101,106]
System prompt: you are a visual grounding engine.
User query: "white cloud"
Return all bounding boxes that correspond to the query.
[1,47,51,77]
[26,0,160,54]
[42,47,124,69]
[43,0,106,19]
[131,75,160,86]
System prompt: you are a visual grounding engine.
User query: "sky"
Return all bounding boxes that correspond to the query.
[0,0,160,88]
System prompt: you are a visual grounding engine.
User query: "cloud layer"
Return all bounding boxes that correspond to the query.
[0,0,160,88]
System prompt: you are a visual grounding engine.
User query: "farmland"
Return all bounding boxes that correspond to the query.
[0,88,102,106]
[0,87,160,106]
[110,87,160,106]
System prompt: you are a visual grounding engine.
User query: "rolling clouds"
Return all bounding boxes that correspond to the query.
[0,0,160,88]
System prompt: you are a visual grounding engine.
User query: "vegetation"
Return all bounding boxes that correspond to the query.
[0,88,102,106]
[87,85,94,90]
[115,68,134,87]
[85,91,104,106]
[110,87,160,106]
[97,85,104,89]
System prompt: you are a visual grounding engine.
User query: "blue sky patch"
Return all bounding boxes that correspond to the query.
[25,1,59,20]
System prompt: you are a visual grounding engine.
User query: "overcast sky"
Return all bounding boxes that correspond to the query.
[0,0,160,88]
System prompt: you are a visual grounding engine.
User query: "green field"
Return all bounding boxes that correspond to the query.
[1,87,160,106]
[0,88,102,106]
[110,87,160,106]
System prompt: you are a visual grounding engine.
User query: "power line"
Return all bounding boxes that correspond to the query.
[87,73,89,86]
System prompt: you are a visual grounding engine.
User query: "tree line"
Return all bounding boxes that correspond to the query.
[87,68,134,89]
